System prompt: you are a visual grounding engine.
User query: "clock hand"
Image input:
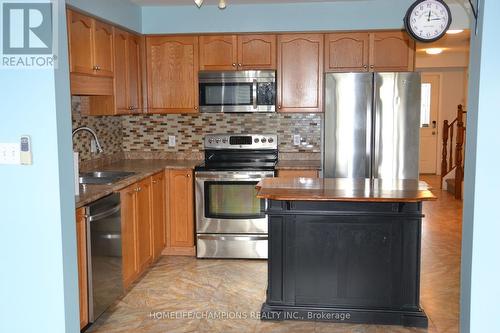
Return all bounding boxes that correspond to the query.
[430,18,443,21]
[428,10,431,22]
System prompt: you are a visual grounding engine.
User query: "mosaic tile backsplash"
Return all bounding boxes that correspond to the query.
[72,96,322,162]
[121,113,322,153]
[72,96,123,162]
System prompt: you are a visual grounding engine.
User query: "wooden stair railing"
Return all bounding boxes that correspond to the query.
[441,104,466,199]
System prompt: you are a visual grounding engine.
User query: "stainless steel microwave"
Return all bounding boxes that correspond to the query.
[198,70,276,113]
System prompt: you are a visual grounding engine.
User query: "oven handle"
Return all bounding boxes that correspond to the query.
[198,235,268,241]
[195,173,275,181]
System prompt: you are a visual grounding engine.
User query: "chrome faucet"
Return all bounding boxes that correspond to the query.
[72,126,104,153]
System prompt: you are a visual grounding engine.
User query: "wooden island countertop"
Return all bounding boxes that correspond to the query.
[256,177,437,202]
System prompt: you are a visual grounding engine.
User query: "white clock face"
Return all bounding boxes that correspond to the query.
[408,0,450,41]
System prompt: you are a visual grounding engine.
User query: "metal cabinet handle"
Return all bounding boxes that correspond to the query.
[278,104,282,109]
[232,63,236,67]
[194,106,198,110]
[187,173,191,178]
[238,63,242,67]
[363,65,368,70]
[152,180,158,184]
[370,65,374,69]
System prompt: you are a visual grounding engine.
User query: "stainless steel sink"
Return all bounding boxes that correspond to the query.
[79,171,136,185]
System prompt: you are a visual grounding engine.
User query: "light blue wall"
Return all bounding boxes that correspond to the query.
[67,0,142,32]
[460,0,500,332]
[0,1,79,332]
[142,1,470,34]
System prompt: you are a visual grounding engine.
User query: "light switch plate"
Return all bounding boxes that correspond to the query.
[168,135,176,147]
[0,143,20,165]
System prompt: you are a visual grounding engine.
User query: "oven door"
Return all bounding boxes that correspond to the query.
[195,171,274,234]
[198,71,276,113]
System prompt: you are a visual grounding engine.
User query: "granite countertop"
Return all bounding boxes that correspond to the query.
[75,159,202,208]
[276,160,321,170]
[256,178,437,202]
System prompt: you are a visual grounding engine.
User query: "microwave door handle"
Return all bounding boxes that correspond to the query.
[252,79,258,110]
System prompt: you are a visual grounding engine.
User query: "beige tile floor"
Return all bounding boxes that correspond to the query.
[87,175,462,333]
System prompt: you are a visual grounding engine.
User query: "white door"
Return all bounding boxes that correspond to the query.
[419,74,440,174]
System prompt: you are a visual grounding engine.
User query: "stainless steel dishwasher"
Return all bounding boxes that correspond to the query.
[86,193,123,323]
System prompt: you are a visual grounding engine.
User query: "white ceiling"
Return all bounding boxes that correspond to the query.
[131,0,365,6]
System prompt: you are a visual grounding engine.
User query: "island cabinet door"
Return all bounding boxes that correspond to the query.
[268,213,421,309]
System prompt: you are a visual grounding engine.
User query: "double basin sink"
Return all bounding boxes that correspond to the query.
[79,171,136,185]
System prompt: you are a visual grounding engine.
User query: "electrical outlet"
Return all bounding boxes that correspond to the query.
[293,134,301,146]
[168,135,176,147]
[90,139,97,153]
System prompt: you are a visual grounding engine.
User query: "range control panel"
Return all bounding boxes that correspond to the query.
[204,134,278,150]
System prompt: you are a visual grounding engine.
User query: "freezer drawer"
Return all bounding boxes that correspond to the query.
[196,234,268,259]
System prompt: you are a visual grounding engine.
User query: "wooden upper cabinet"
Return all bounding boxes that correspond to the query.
[114,29,128,111]
[237,34,276,69]
[114,30,143,114]
[325,33,369,72]
[168,169,194,248]
[75,208,88,329]
[120,184,139,289]
[277,34,324,113]
[199,35,238,70]
[67,9,114,77]
[146,36,199,113]
[92,20,114,77]
[136,178,152,272]
[370,31,415,72]
[151,172,166,261]
[127,34,142,111]
[67,10,94,75]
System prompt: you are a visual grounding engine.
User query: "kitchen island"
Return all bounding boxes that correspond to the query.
[256,178,436,327]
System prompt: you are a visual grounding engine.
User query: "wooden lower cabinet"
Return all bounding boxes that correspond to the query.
[151,172,166,261]
[75,207,88,329]
[120,178,155,289]
[120,183,140,289]
[277,170,319,178]
[164,169,195,256]
[136,178,153,272]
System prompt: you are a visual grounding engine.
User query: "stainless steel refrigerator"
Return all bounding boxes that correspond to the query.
[323,72,421,180]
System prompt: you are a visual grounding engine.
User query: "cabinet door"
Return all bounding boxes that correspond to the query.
[325,33,369,72]
[146,36,199,113]
[136,178,153,272]
[277,34,324,113]
[169,169,194,247]
[370,31,415,72]
[75,208,88,329]
[237,34,276,70]
[199,35,238,70]
[67,9,94,75]
[114,29,128,113]
[93,20,114,77]
[151,172,166,260]
[128,34,143,112]
[120,184,138,289]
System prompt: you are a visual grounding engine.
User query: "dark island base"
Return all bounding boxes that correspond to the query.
[261,303,428,328]
[261,200,429,329]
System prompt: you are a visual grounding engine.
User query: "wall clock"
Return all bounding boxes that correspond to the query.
[404,0,452,43]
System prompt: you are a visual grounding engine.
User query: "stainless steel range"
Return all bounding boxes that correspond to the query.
[195,134,278,259]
